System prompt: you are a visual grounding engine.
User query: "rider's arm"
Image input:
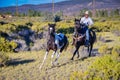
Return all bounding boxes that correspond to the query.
[88,18,93,26]
[80,17,84,24]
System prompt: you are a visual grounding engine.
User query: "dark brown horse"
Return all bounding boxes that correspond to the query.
[39,23,69,70]
[71,19,96,60]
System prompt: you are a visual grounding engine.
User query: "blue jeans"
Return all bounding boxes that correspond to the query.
[86,29,89,41]
[81,26,89,41]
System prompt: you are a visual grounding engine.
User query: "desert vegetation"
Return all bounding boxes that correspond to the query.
[0,8,120,80]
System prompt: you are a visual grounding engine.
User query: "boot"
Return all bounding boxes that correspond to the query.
[85,40,90,47]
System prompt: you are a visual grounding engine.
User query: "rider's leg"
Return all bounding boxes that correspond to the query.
[86,29,89,41]
[85,28,90,46]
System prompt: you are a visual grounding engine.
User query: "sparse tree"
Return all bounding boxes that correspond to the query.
[114,9,119,16]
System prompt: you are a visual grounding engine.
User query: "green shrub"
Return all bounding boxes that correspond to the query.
[93,21,120,32]
[0,37,17,52]
[86,55,120,80]
[56,21,74,34]
[112,45,120,57]
[70,71,84,80]
[0,24,16,33]
[31,22,48,32]
[98,45,109,55]
[54,15,61,22]
[70,55,120,80]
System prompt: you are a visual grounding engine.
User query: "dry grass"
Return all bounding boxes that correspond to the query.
[0,50,95,80]
[0,32,119,80]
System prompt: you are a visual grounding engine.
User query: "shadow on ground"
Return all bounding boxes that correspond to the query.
[47,57,88,70]
[8,59,35,66]
[105,39,114,43]
[46,48,99,70]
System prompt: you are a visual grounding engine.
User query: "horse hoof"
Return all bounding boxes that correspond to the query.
[56,63,59,65]
[51,64,55,67]
[51,63,55,67]
[70,58,74,60]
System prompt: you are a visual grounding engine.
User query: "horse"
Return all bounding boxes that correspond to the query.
[71,18,96,60]
[39,23,69,70]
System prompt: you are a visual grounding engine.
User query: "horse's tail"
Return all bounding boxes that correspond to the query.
[64,36,69,51]
[89,28,97,43]
[64,40,69,51]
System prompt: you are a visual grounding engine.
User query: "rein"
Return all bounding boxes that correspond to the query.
[73,33,85,41]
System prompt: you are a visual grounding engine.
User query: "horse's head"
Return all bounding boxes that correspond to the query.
[74,18,81,29]
[74,18,81,36]
[48,23,56,34]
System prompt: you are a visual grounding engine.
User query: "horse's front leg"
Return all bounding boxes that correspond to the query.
[71,45,80,60]
[51,51,56,66]
[71,49,78,60]
[54,51,61,65]
[39,51,48,70]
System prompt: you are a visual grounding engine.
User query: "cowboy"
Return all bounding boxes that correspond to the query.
[72,11,93,47]
[80,11,93,46]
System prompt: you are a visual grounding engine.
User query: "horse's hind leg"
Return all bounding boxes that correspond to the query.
[89,44,93,57]
[87,46,89,52]
[53,47,64,65]
[54,51,62,65]
[77,51,79,58]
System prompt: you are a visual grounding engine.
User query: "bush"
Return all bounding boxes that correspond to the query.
[70,55,120,80]
[56,21,74,34]
[31,22,48,32]
[0,37,17,52]
[0,23,16,33]
[86,55,120,80]
[112,45,120,57]
[98,45,109,55]
[54,15,61,22]
[70,71,84,80]
[93,21,120,32]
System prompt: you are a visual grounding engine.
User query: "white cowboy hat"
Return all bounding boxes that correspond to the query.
[85,11,89,15]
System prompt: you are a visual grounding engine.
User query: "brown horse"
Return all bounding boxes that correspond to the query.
[39,23,69,70]
[71,19,96,60]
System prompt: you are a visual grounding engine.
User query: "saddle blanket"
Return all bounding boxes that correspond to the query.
[55,33,64,42]
[55,33,65,47]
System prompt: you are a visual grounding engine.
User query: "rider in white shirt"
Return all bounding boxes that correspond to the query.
[80,11,94,46]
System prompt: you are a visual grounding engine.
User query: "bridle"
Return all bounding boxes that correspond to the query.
[74,22,86,41]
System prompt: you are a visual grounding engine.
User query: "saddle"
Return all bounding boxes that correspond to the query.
[55,33,65,46]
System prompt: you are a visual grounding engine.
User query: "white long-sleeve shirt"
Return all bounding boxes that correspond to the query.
[80,17,93,26]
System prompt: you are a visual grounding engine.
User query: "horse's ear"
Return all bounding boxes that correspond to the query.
[75,18,77,21]
[75,18,76,21]
[53,24,56,27]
